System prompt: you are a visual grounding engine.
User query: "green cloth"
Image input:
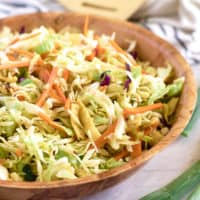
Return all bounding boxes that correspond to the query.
[182,88,200,137]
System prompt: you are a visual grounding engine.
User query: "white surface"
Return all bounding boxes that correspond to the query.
[85,116,200,200]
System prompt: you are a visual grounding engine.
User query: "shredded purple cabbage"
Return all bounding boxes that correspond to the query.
[131,51,138,59]
[125,63,131,71]
[18,77,25,83]
[100,73,111,86]
[19,26,25,34]
[124,64,131,90]
[124,77,131,90]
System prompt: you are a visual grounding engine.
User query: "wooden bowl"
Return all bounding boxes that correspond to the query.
[0,12,197,200]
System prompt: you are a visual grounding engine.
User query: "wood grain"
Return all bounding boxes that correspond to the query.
[0,12,197,200]
[58,0,146,20]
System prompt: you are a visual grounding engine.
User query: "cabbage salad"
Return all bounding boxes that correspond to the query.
[0,23,184,181]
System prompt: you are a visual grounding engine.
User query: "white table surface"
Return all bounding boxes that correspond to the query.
[84,68,200,200]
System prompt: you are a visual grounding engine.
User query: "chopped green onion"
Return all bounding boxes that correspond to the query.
[19,78,34,86]
[182,88,200,137]
[140,161,200,200]
[34,35,55,54]
[187,184,200,200]
[23,164,37,181]
[132,66,141,79]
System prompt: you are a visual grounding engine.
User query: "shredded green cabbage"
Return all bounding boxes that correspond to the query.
[0,26,184,181]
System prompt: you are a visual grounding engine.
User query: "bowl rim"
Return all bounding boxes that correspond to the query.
[0,12,197,189]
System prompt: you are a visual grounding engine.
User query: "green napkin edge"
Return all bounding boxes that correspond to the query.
[182,88,200,137]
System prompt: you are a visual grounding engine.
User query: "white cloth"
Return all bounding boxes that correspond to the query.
[134,0,200,30]
[0,0,199,85]
[133,0,200,68]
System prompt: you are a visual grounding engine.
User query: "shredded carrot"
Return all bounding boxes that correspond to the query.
[123,103,163,118]
[86,50,96,61]
[96,45,106,57]
[9,32,40,46]
[83,15,89,36]
[39,69,50,83]
[49,89,63,103]
[36,67,57,107]
[41,52,49,59]
[37,59,45,66]
[64,98,71,110]
[10,48,34,58]
[0,61,30,70]
[142,70,148,75]
[0,159,5,164]
[99,85,108,92]
[38,112,64,132]
[110,40,136,66]
[53,84,66,103]
[144,127,152,135]
[144,121,159,135]
[6,53,17,61]
[34,61,51,74]
[110,40,126,55]
[15,149,23,157]
[9,37,19,45]
[94,35,99,40]
[20,32,40,41]
[17,95,25,101]
[63,69,70,80]
[95,120,118,149]
[54,42,60,50]
[114,149,129,161]
[131,142,142,159]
